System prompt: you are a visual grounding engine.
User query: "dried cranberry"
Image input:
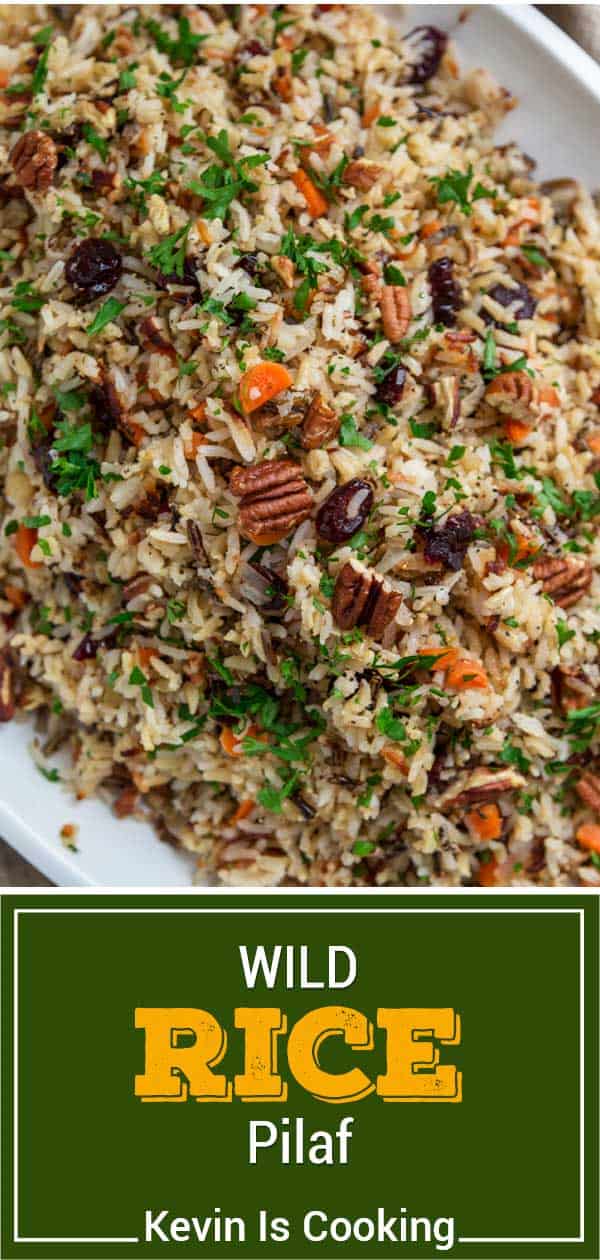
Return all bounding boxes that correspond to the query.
[420,510,477,571]
[237,252,260,277]
[65,238,122,303]
[316,479,373,544]
[375,364,406,407]
[237,39,268,60]
[72,633,98,661]
[428,256,461,327]
[89,379,122,434]
[404,25,448,85]
[483,282,536,325]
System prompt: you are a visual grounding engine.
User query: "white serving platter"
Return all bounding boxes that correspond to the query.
[2,3,600,886]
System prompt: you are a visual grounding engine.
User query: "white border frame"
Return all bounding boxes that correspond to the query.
[4,3,600,886]
[7,898,588,1251]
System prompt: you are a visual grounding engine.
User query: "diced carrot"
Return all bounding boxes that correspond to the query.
[381,745,409,772]
[127,420,146,447]
[138,646,156,669]
[195,219,212,246]
[0,70,10,89]
[273,67,292,100]
[538,383,559,409]
[220,726,241,756]
[4,583,27,610]
[184,432,206,459]
[420,219,442,240]
[362,102,380,127]
[291,169,329,219]
[445,658,489,690]
[229,798,255,825]
[575,823,600,855]
[587,431,600,454]
[220,723,265,757]
[310,124,334,152]
[189,401,207,424]
[477,854,499,886]
[13,524,40,569]
[239,361,293,414]
[418,646,459,672]
[465,803,503,842]
[504,418,531,444]
[497,532,538,567]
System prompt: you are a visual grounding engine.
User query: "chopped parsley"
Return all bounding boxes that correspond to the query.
[430,164,495,216]
[339,414,373,451]
[187,130,269,223]
[145,15,208,66]
[147,222,192,278]
[82,122,109,162]
[86,298,126,337]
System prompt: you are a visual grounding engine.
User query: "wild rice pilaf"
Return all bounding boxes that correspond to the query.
[1,5,599,886]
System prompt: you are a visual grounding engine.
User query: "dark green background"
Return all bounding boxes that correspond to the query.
[1,893,598,1260]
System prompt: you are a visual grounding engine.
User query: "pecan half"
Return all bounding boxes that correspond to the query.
[533,556,592,608]
[485,370,558,422]
[332,561,401,646]
[439,766,526,808]
[361,263,382,303]
[343,159,385,190]
[332,563,373,630]
[551,666,594,715]
[0,649,15,721]
[11,130,57,192]
[485,369,535,420]
[381,285,411,343]
[230,458,313,544]
[575,770,600,814]
[301,392,340,449]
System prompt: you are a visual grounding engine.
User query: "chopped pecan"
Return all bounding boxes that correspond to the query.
[10,130,57,192]
[366,582,402,643]
[113,784,139,818]
[331,562,373,630]
[252,390,307,438]
[380,285,411,343]
[230,458,313,544]
[551,666,594,715]
[0,649,15,721]
[343,159,385,190]
[575,770,600,814]
[271,254,295,287]
[332,562,401,646]
[533,556,592,608]
[439,766,526,809]
[139,316,176,359]
[361,264,382,302]
[132,478,169,520]
[301,392,340,449]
